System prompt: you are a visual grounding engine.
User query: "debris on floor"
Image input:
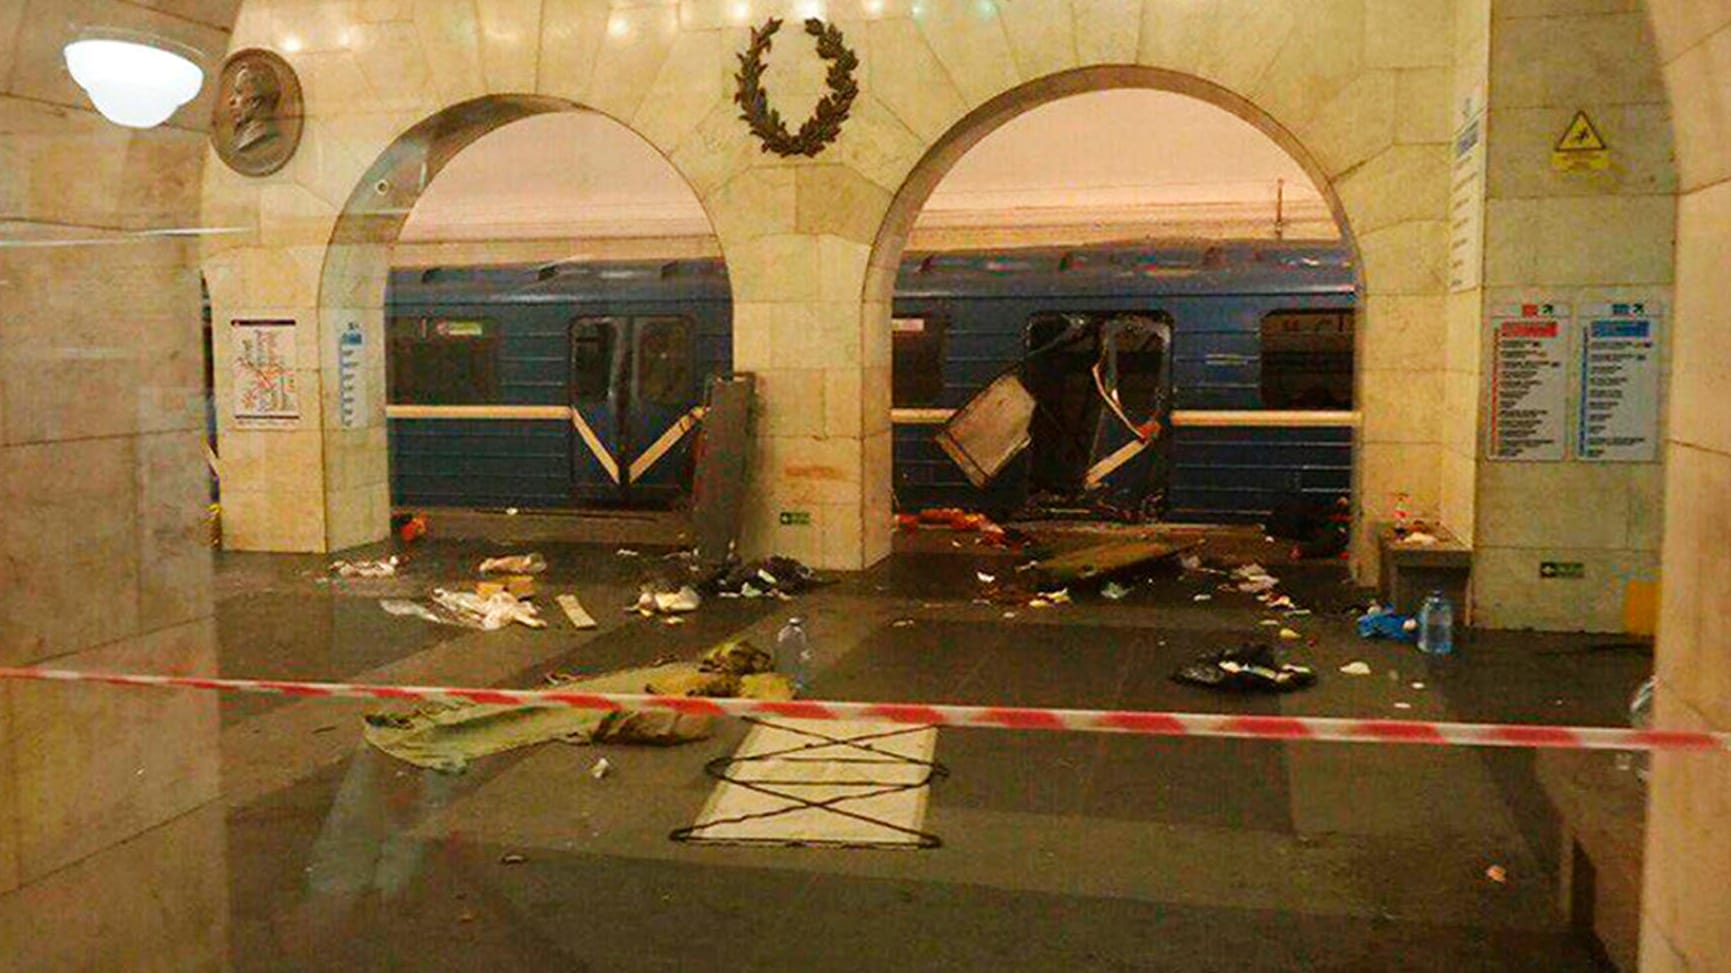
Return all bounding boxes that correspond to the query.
[392,512,429,544]
[477,575,536,599]
[556,594,597,630]
[1100,581,1131,601]
[1339,661,1373,676]
[1485,864,1508,884]
[616,548,641,558]
[1172,644,1316,693]
[710,556,824,599]
[1277,627,1302,641]
[331,556,399,579]
[590,757,612,780]
[379,599,445,624]
[1193,593,1213,602]
[1232,563,1280,594]
[479,552,547,575]
[1039,536,1204,584]
[499,853,527,865]
[633,583,702,616]
[434,588,546,630]
[1357,605,1420,643]
[363,641,794,773]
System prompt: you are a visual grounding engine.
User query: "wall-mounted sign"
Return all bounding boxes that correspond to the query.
[1551,110,1609,172]
[1577,302,1661,463]
[1449,88,1487,293]
[1489,303,1570,461]
[337,322,366,429]
[779,511,813,527]
[232,319,300,428]
[1540,561,1586,580]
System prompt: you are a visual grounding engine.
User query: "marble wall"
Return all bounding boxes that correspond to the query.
[0,0,236,968]
[1470,2,1675,632]
[203,0,1460,574]
[1639,2,1731,969]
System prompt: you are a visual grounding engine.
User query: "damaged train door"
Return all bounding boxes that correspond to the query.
[1023,312,1173,519]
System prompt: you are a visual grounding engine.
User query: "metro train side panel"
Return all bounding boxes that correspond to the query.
[385,243,1357,522]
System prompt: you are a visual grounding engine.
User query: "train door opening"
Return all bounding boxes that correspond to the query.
[569,315,700,507]
[1023,312,1173,520]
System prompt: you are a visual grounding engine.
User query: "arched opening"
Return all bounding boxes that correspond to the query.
[865,67,1362,555]
[316,95,728,540]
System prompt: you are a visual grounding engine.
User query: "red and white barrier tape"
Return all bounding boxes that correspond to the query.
[0,666,1723,753]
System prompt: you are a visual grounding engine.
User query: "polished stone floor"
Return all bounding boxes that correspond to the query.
[209,531,1649,971]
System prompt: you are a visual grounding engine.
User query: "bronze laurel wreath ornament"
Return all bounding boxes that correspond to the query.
[734,18,859,158]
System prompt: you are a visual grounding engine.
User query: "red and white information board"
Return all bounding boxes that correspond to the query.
[1489,303,1570,461]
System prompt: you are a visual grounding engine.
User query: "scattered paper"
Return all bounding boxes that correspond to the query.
[1193,594,1213,602]
[590,758,612,780]
[381,599,441,624]
[976,572,997,584]
[1339,661,1372,676]
[1101,582,1131,601]
[1485,864,1507,884]
[333,556,398,579]
[1278,627,1301,641]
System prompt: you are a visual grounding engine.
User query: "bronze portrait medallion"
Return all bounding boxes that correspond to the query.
[212,48,304,177]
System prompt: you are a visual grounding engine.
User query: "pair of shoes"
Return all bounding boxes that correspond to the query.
[1171,643,1316,693]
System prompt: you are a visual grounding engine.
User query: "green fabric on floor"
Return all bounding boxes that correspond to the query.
[364,657,793,774]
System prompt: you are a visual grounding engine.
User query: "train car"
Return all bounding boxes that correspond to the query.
[386,260,731,509]
[385,240,1357,523]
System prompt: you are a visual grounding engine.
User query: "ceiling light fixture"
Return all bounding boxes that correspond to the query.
[63,37,205,129]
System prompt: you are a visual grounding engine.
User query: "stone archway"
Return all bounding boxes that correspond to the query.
[205,92,729,551]
[856,65,1433,579]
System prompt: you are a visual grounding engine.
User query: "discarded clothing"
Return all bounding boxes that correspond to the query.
[1356,606,1419,643]
[1172,644,1316,693]
[363,641,792,773]
[711,556,824,598]
[479,552,547,575]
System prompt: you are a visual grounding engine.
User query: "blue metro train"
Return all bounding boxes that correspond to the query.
[385,240,1358,523]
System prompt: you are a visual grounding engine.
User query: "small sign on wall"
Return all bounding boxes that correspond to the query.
[1552,111,1610,172]
[1540,561,1586,580]
[337,322,366,430]
[1488,303,1570,461]
[232,319,300,429]
[1577,303,1661,463]
[780,511,813,527]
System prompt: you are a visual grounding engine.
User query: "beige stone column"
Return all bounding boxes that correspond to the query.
[0,4,231,966]
[713,168,895,571]
[1467,5,1674,631]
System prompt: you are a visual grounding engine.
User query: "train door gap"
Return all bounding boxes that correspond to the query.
[1018,312,1173,523]
[570,315,700,510]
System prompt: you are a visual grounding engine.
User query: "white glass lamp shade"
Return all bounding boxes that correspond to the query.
[63,39,205,129]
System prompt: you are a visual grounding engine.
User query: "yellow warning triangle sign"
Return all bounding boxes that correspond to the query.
[1555,111,1607,153]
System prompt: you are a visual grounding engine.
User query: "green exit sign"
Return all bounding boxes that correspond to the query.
[779,511,812,527]
[1540,561,1585,580]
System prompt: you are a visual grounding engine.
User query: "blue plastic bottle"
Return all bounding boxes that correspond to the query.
[778,618,813,692]
[1418,591,1454,656]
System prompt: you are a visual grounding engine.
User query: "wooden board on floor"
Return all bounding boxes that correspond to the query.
[1040,536,1204,583]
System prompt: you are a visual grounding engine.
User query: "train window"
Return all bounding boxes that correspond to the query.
[571,317,620,401]
[387,317,499,405]
[635,317,693,405]
[1260,310,1355,409]
[892,315,946,407]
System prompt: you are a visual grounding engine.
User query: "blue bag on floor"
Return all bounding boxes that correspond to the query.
[1357,606,1418,643]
